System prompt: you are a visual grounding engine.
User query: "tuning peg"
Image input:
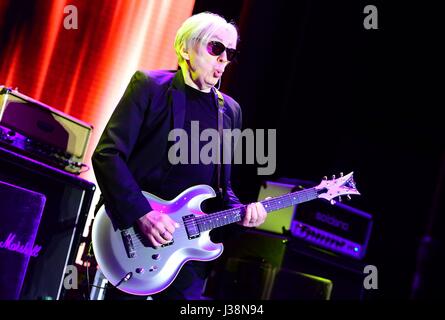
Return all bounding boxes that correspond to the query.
[346,195,352,201]
[323,176,328,180]
[332,174,336,180]
[340,172,344,177]
[330,199,336,205]
[338,196,342,202]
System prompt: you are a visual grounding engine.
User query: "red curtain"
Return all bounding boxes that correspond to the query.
[0,0,195,182]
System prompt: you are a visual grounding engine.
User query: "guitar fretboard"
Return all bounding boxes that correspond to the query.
[196,187,323,232]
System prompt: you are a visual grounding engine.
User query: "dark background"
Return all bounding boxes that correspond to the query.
[193,0,442,299]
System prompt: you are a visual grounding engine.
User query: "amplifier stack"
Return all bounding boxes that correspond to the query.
[0,85,96,300]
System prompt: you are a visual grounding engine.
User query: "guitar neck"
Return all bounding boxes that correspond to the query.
[196,186,324,232]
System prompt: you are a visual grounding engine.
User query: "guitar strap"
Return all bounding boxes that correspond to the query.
[214,88,225,197]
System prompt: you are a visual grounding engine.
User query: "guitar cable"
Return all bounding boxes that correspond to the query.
[85,241,93,300]
[114,272,133,288]
[85,241,114,299]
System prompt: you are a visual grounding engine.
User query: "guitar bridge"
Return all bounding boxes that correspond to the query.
[182,214,200,239]
[161,239,174,247]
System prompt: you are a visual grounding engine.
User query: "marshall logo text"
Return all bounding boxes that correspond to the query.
[0,233,42,257]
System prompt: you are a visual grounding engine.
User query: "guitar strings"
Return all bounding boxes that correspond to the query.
[123,188,318,248]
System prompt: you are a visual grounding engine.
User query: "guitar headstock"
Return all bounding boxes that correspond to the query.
[316,172,360,204]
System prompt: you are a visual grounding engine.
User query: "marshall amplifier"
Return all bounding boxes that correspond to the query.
[0,146,96,300]
[291,199,373,260]
[0,86,93,174]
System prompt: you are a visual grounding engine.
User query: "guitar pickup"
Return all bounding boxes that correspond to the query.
[182,214,200,239]
[121,229,136,258]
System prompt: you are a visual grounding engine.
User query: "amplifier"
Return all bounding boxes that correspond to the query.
[291,200,373,260]
[256,181,297,234]
[0,86,93,174]
[0,146,96,299]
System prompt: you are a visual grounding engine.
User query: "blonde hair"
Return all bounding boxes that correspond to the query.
[174,12,238,65]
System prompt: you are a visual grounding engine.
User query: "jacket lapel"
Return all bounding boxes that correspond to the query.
[170,70,186,131]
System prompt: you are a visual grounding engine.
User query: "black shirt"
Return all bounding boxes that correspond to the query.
[160,84,219,201]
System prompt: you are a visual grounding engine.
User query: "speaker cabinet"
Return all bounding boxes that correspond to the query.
[204,229,367,300]
[0,146,95,299]
[204,257,276,300]
[269,268,333,300]
[0,181,46,299]
[282,238,366,300]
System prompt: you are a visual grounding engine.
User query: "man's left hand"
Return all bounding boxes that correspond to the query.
[239,201,268,227]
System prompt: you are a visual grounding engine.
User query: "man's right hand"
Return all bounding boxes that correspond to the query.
[137,210,180,247]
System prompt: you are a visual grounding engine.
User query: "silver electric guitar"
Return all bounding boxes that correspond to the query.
[92,172,360,296]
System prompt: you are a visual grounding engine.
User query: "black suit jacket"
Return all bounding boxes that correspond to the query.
[92,69,243,229]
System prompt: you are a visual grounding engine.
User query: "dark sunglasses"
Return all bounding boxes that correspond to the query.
[206,41,238,61]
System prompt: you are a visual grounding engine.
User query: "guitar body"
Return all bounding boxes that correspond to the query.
[92,185,223,296]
